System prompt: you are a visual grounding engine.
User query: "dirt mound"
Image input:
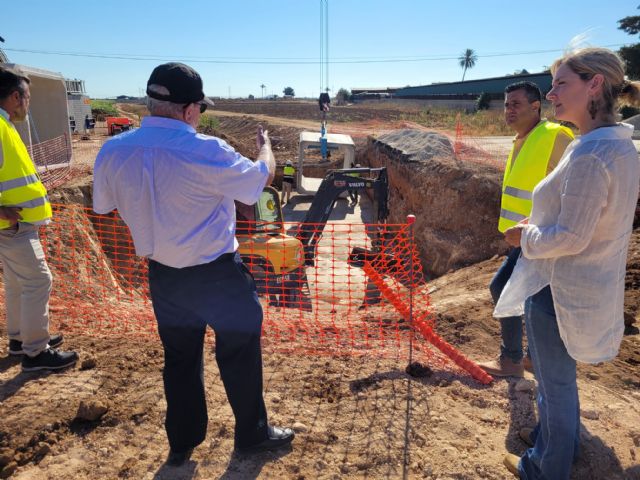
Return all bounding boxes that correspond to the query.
[374,129,455,162]
[361,129,506,277]
[208,115,353,186]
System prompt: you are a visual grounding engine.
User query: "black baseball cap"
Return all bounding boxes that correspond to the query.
[146,62,215,107]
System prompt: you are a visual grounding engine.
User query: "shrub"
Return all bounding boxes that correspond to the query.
[198,114,219,133]
[620,105,640,120]
[476,92,492,111]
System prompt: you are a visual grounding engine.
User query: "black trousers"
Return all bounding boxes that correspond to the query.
[148,252,268,452]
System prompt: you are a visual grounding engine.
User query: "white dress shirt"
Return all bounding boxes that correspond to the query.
[93,116,268,268]
[494,123,640,363]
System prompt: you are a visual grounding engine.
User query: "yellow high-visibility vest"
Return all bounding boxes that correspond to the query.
[283,165,295,177]
[498,121,573,233]
[0,115,52,229]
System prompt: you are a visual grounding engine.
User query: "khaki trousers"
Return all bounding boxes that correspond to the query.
[0,223,52,356]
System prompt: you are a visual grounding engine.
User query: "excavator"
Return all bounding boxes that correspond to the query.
[235,166,389,310]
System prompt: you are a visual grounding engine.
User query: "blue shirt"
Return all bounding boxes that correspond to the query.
[93,116,269,268]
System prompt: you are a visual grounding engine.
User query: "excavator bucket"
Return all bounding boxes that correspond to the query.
[347,246,399,272]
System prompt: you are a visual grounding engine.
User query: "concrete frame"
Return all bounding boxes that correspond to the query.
[297,131,355,194]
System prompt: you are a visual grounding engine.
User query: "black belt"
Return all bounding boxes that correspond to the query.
[149,251,236,270]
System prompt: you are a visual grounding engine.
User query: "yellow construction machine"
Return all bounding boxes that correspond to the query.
[235,167,389,310]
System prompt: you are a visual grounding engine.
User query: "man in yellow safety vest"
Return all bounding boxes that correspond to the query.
[477,81,573,377]
[348,163,362,204]
[0,65,78,371]
[282,160,295,204]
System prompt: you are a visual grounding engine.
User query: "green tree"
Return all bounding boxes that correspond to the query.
[335,88,351,105]
[283,86,295,96]
[476,92,491,111]
[619,8,640,35]
[458,48,478,82]
[618,6,640,79]
[619,44,640,79]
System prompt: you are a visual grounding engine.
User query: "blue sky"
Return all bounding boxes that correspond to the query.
[2,1,638,99]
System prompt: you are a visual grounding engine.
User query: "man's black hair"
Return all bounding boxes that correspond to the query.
[0,65,30,100]
[505,81,542,114]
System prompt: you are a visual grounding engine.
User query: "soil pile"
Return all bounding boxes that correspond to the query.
[361,129,506,277]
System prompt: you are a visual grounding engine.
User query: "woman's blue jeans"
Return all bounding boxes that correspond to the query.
[519,286,580,480]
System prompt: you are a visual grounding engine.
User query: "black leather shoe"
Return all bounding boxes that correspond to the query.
[166,448,193,467]
[237,425,295,453]
[9,333,64,355]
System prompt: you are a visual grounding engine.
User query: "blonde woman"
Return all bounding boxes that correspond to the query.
[494,48,640,479]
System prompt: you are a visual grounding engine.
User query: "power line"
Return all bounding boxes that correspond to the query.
[3,44,631,65]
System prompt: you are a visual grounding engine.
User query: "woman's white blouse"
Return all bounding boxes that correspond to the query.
[494,123,640,363]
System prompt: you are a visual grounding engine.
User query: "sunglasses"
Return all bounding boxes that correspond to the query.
[184,102,208,114]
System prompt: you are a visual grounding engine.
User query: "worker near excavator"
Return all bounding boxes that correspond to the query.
[348,163,362,205]
[93,62,294,467]
[476,81,573,378]
[282,160,295,204]
[0,65,78,372]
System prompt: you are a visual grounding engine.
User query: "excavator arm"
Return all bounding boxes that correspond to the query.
[296,167,389,265]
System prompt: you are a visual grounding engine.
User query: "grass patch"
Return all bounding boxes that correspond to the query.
[404,106,561,136]
[199,114,220,132]
[90,99,118,119]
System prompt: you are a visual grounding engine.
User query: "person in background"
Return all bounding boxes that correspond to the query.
[348,163,362,205]
[93,62,294,467]
[477,81,573,378]
[495,47,640,479]
[0,65,77,371]
[282,160,295,205]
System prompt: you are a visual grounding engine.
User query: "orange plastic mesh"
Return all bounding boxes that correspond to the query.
[453,117,509,170]
[1,204,491,382]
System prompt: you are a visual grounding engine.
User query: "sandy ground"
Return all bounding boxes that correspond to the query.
[0,254,638,479]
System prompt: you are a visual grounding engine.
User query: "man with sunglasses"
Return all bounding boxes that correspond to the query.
[0,65,78,371]
[93,62,293,467]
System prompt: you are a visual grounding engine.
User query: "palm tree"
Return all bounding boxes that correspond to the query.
[0,35,7,63]
[458,48,478,82]
[260,84,266,99]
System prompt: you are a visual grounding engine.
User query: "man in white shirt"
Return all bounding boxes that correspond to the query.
[93,63,294,467]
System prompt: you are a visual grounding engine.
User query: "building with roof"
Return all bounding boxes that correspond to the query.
[354,72,552,109]
[4,63,72,172]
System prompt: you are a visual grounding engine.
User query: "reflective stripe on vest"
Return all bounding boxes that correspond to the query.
[498,121,574,233]
[0,172,39,191]
[503,186,532,201]
[0,116,52,229]
[500,208,527,223]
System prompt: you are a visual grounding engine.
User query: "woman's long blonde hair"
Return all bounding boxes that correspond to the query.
[551,47,640,117]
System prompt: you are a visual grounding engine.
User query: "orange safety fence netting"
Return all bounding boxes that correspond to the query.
[452,116,510,170]
[0,204,491,383]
